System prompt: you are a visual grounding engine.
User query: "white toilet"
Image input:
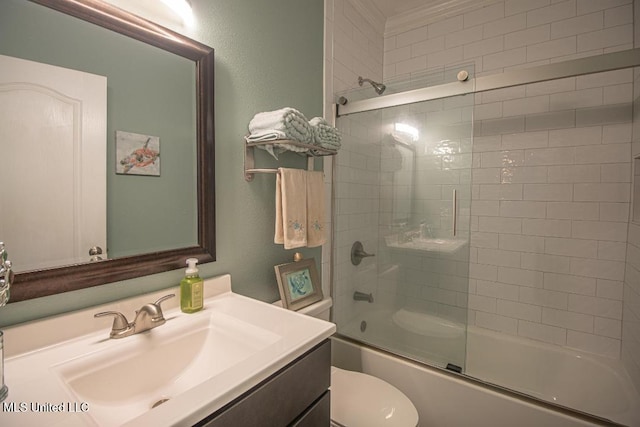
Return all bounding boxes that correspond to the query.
[297,299,419,427]
[330,366,419,427]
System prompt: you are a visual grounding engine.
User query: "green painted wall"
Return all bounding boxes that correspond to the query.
[0,0,324,327]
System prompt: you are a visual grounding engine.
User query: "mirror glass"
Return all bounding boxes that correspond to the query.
[0,0,215,302]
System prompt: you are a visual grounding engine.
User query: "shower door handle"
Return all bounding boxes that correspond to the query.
[452,189,457,237]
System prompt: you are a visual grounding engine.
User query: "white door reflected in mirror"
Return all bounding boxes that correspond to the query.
[0,54,107,272]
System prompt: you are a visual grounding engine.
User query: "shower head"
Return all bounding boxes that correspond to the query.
[358,76,386,95]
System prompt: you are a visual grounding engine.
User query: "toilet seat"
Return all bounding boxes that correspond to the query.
[330,367,419,427]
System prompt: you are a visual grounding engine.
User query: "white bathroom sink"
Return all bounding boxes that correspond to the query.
[1,275,335,427]
[54,310,281,426]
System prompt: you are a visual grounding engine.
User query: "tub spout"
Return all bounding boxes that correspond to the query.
[353,291,374,303]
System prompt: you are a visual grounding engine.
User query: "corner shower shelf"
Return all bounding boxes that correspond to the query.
[244,140,337,182]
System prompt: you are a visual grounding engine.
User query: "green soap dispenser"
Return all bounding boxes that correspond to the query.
[180,258,204,313]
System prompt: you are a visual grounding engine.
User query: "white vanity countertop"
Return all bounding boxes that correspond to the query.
[0,274,336,426]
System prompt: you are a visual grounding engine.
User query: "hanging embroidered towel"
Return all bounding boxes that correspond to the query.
[275,168,308,249]
[306,171,326,247]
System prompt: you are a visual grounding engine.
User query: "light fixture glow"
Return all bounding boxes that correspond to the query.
[432,139,455,155]
[161,0,194,25]
[394,123,419,141]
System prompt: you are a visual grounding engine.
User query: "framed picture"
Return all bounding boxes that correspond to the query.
[274,258,323,311]
[115,130,161,176]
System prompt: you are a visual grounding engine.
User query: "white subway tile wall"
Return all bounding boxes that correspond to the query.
[381,0,634,360]
[331,0,384,95]
[623,0,640,398]
[385,1,633,80]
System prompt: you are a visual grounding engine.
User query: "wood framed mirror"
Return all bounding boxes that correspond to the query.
[7,0,215,302]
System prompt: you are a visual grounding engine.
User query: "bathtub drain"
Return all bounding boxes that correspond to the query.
[360,321,367,332]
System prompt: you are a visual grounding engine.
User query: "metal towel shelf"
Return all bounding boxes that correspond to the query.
[244,140,337,182]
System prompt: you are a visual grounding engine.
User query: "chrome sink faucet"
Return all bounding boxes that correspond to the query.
[94,294,175,339]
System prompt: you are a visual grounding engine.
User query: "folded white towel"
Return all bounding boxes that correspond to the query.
[309,116,341,150]
[247,108,314,159]
[245,131,309,159]
[245,130,288,142]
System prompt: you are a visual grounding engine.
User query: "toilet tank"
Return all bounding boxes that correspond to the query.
[274,297,333,321]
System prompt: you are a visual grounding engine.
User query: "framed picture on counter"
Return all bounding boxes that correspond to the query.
[274,258,322,311]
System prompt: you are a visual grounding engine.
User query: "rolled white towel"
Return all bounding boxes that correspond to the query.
[310,117,341,150]
[248,107,313,144]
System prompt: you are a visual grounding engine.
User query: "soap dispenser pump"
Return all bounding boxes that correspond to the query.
[180,258,204,313]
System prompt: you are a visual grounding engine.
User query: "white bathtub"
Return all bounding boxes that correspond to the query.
[466,325,640,425]
[336,308,640,426]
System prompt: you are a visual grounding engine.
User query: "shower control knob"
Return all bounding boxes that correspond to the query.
[351,241,375,265]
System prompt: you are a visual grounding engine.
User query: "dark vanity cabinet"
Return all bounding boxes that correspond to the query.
[196,340,331,427]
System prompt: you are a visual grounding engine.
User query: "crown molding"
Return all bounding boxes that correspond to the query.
[385,0,503,37]
[349,0,386,35]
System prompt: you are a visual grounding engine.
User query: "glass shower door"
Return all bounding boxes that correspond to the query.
[333,90,474,371]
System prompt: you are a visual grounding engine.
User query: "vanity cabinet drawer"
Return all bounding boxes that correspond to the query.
[290,390,330,427]
[196,339,331,427]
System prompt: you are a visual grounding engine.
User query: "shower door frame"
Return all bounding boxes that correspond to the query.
[336,48,640,117]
